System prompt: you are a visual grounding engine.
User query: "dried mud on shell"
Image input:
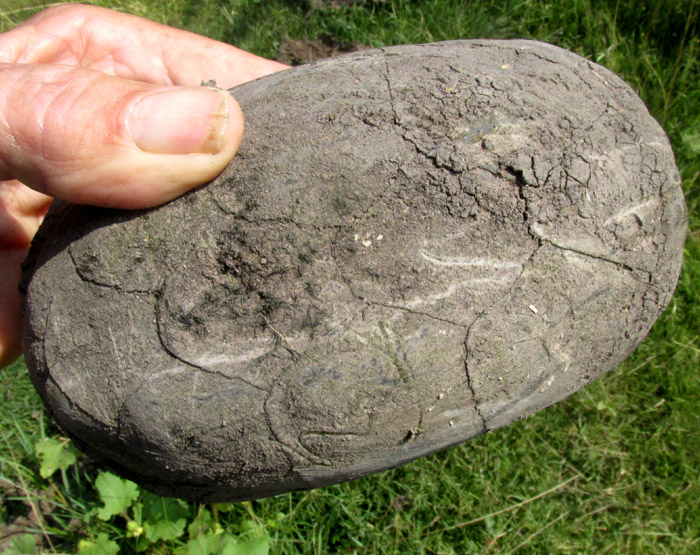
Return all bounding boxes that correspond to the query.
[22,40,686,501]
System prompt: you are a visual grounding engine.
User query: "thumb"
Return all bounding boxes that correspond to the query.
[0,63,243,208]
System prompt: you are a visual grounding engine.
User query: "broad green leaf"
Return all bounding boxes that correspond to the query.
[144,518,187,543]
[95,471,140,520]
[219,537,269,555]
[141,493,189,542]
[187,507,214,537]
[34,437,78,478]
[238,519,259,535]
[142,492,190,521]
[213,502,235,513]
[176,532,221,555]
[135,536,151,552]
[3,533,37,554]
[216,535,241,555]
[239,537,270,555]
[78,533,120,555]
[681,129,700,154]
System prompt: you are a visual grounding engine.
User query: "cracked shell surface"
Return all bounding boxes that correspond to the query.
[22,39,686,502]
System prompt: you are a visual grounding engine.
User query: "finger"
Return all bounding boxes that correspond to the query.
[0,180,52,249]
[0,180,51,369]
[0,247,25,369]
[0,62,243,208]
[0,4,289,89]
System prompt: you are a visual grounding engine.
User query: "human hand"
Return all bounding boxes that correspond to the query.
[0,4,289,368]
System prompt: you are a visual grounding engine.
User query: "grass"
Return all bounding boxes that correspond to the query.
[1,0,699,553]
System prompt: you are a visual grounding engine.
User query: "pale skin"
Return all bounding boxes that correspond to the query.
[0,4,289,368]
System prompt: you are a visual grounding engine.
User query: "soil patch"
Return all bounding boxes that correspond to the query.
[277,36,368,65]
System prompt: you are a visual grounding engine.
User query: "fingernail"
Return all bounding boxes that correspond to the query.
[128,88,230,155]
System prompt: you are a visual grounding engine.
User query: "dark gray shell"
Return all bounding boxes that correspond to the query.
[22,39,686,502]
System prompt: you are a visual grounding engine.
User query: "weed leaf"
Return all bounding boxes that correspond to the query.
[187,507,214,537]
[681,129,700,154]
[78,533,120,555]
[142,492,189,542]
[95,471,140,520]
[180,534,269,555]
[2,533,37,554]
[176,532,221,555]
[34,437,78,478]
[213,503,236,513]
[227,537,270,555]
[143,517,188,543]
